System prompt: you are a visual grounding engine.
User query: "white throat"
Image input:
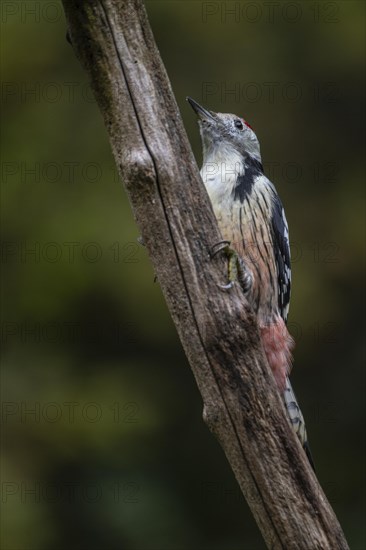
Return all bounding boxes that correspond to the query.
[200,143,245,205]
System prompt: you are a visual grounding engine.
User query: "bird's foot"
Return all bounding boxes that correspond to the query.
[210,241,252,292]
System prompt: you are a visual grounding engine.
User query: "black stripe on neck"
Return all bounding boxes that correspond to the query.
[233,155,264,203]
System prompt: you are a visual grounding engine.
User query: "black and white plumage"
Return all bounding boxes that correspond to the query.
[188,97,314,468]
[233,156,292,324]
[270,190,291,323]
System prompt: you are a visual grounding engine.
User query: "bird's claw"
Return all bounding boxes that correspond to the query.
[210,241,252,293]
[218,281,235,290]
[209,240,231,259]
[237,258,253,292]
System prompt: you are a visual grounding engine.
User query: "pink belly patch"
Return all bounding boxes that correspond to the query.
[260,318,294,391]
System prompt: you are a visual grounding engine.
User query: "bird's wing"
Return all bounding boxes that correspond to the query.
[270,190,291,323]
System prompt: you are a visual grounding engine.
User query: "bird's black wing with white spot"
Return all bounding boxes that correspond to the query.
[270,191,291,322]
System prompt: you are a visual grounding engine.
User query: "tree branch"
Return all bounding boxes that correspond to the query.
[61,1,349,548]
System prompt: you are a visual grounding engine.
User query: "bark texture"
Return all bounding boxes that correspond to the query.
[61,1,349,548]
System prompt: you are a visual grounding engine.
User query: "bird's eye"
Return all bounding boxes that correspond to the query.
[234,119,244,130]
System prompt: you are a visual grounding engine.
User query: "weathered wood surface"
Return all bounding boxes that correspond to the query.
[61,1,349,548]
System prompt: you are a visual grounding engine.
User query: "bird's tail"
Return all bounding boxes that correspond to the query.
[284,376,315,471]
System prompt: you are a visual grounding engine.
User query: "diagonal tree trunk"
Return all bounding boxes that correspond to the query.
[61,1,349,548]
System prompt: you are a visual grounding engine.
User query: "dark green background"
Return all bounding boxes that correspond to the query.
[1,1,365,548]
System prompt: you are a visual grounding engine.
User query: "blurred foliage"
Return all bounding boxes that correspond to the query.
[1,1,365,549]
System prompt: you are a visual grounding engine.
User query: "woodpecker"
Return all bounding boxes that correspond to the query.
[188,97,314,469]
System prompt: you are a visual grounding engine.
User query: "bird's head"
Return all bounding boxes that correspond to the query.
[187,97,261,163]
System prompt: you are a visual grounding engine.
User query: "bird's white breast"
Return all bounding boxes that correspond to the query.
[200,146,244,223]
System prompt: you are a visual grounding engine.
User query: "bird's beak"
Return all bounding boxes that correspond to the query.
[186,97,216,122]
